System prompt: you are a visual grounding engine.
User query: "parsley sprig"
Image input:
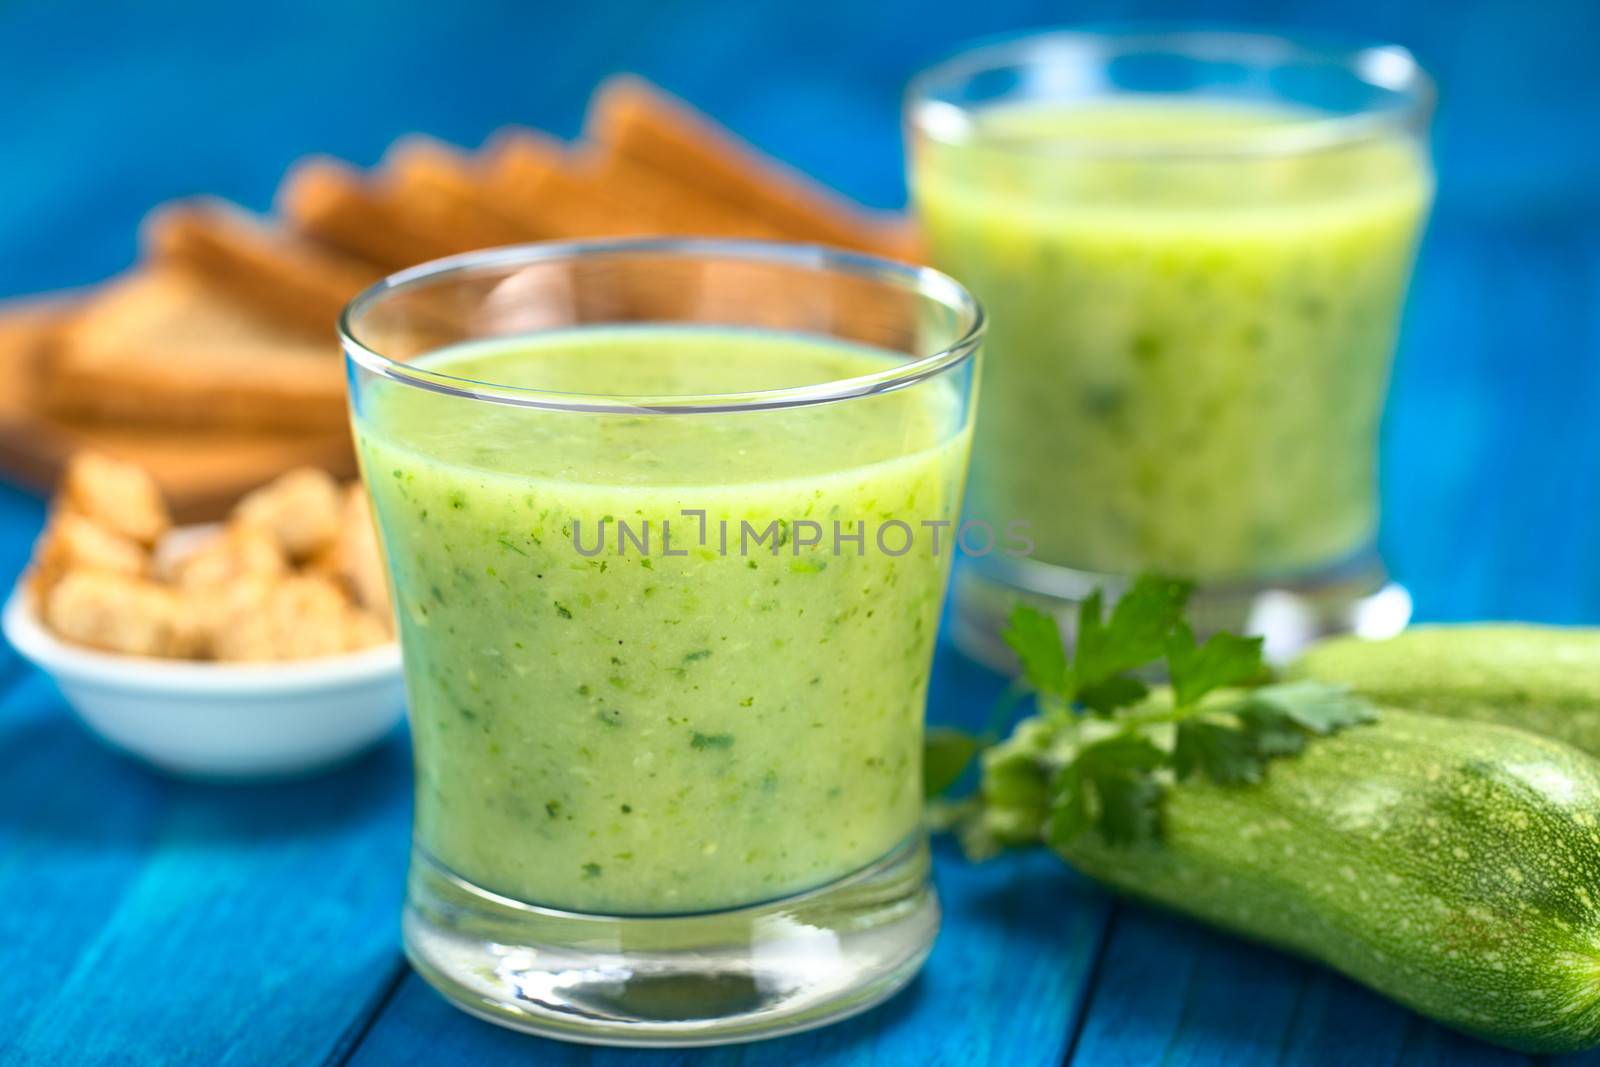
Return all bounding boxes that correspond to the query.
[929,575,1376,851]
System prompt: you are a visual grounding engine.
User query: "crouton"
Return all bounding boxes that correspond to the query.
[232,467,341,561]
[60,452,171,547]
[168,522,288,590]
[42,570,204,658]
[343,608,391,650]
[208,574,383,661]
[30,512,148,599]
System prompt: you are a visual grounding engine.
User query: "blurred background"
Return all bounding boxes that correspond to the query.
[2,0,1598,621]
[2,4,1599,1063]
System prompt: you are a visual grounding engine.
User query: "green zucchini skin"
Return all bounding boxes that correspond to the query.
[1289,625,1600,754]
[1055,710,1600,1053]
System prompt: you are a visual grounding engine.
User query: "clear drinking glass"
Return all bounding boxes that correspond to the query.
[907,29,1435,662]
[341,239,982,1046]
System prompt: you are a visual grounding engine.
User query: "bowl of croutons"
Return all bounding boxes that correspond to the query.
[2,452,405,779]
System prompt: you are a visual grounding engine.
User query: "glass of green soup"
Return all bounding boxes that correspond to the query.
[341,240,981,1045]
[908,30,1435,661]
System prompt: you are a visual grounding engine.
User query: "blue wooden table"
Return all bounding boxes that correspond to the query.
[3,0,1599,1063]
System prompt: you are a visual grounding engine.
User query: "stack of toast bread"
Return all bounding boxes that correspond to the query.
[0,76,916,519]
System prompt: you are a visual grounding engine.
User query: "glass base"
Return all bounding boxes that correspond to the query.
[402,835,939,1047]
[951,547,1412,670]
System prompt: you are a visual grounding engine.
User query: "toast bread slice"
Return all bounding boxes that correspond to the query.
[143,197,383,335]
[40,268,346,432]
[585,76,920,259]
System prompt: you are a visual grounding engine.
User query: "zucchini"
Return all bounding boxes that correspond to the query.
[1004,709,1600,1053]
[1289,624,1600,754]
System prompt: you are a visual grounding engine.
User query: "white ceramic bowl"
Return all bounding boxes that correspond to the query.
[2,583,406,781]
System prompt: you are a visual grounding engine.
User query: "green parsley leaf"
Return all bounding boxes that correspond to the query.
[1091,770,1164,846]
[924,727,982,798]
[1173,718,1267,784]
[981,743,1051,813]
[1004,604,1069,696]
[1166,624,1266,707]
[1245,680,1377,734]
[1073,733,1168,845]
[1079,732,1168,773]
[1170,680,1376,787]
[1077,675,1151,716]
[960,575,1379,853]
[1044,762,1089,847]
[1237,701,1309,757]
[1072,575,1192,693]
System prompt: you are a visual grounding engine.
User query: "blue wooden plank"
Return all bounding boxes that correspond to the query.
[0,675,169,1026]
[1438,227,1600,623]
[0,669,415,1067]
[1071,904,1534,1067]
[1374,222,1600,625]
[0,483,45,686]
[1392,1023,1535,1067]
[0,482,45,594]
[1378,228,1504,623]
[1071,906,1310,1067]
[1553,1040,1600,1067]
[0,493,421,1067]
[1277,969,1419,1067]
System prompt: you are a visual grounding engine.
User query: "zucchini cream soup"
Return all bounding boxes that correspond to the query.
[915,99,1431,579]
[356,325,971,913]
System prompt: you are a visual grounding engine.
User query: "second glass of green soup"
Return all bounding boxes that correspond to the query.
[908,30,1434,658]
[342,239,981,1047]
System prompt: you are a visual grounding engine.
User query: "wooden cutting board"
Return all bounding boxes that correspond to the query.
[0,296,355,521]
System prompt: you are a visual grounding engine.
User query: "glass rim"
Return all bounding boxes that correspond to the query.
[906,26,1437,159]
[339,237,985,415]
